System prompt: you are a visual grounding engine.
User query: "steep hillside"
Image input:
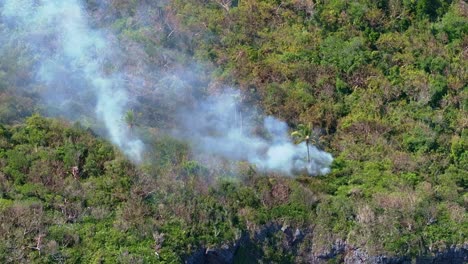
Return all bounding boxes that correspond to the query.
[0,0,466,263]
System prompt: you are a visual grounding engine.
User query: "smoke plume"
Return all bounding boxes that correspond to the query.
[0,0,333,175]
[0,0,144,161]
[177,89,332,175]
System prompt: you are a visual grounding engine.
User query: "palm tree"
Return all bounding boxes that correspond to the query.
[291,123,313,163]
[123,109,138,131]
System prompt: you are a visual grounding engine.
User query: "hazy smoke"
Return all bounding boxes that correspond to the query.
[0,0,333,175]
[1,0,144,161]
[178,89,333,175]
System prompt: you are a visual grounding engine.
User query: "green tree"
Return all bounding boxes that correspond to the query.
[291,123,314,163]
[122,110,139,131]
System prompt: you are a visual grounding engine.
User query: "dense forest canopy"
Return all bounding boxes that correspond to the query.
[0,0,466,263]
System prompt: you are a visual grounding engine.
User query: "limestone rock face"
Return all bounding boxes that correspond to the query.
[186,224,468,264]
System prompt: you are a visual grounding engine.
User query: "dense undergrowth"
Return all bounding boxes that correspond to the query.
[0,115,324,262]
[0,0,466,263]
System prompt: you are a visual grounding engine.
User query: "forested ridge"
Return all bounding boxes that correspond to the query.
[0,0,466,263]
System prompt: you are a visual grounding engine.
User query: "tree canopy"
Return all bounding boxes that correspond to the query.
[0,0,466,262]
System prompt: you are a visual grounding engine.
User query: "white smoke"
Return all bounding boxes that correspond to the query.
[178,90,333,175]
[1,0,144,161]
[0,0,333,175]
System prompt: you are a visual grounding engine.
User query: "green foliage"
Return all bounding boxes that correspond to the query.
[450,135,468,168]
[320,35,369,74]
[0,0,466,262]
[415,0,452,21]
[148,135,189,172]
[123,109,137,128]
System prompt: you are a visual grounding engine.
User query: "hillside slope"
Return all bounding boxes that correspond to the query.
[0,0,466,263]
